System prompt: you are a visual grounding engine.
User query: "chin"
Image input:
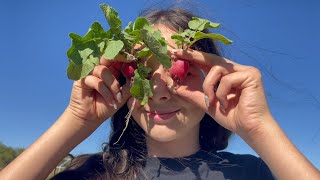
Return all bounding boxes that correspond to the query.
[146,125,178,142]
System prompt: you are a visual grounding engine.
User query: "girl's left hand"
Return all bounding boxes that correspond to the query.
[169,49,273,135]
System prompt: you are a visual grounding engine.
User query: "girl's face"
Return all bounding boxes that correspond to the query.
[127,25,206,143]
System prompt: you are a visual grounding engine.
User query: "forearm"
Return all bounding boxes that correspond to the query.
[0,109,101,180]
[239,115,320,180]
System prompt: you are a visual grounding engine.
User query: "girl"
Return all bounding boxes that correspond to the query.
[1,8,319,180]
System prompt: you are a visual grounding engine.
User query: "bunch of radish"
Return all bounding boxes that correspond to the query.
[66,4,232,105]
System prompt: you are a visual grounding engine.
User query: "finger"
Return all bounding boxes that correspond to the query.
[107,61,123,80]
[92,65,122,103]
[172,86,224,120]
[203,65,232,105]
[215,71,250,110]
[108,66,121,80]
[100,53,135,66]
[169,49,244,71]
[82,75,116,108]
[174,86,209,112]
[119,80,131,101]
[110,80,132,110]
[169,48,227,66]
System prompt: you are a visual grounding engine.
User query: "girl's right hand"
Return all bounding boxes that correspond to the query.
[67,55,132,125]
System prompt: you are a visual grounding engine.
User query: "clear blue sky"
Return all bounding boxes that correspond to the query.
[1,0,319,168]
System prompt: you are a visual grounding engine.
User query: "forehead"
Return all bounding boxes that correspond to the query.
[154,24,178,50]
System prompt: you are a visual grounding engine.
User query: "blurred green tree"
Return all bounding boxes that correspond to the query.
[0,143,25,170]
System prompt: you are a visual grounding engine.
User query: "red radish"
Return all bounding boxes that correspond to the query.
[110,68,121,79]
[112,61,123,71]
[169,59,189,82]
[122,62,137,78]
[110,62,123,79]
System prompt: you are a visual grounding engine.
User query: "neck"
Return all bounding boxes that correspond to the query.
[146,125,200,158]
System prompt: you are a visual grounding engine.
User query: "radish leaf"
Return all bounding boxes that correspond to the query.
[188,17,220,31]
[140,29,171,68]
[67,40,100,80]
[193,31,232,45]
[103,40,124,59]
[130,68,153,105]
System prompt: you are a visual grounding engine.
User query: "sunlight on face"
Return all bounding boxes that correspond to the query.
[127,24,206,143]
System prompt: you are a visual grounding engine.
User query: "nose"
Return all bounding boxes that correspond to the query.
[149,67,172,103]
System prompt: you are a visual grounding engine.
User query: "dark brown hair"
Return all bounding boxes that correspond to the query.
[52,8,232,180]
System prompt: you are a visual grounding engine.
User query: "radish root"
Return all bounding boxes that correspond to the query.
[113,98,136,145]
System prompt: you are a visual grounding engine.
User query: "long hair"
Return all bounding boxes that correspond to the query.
[52,8,232,180]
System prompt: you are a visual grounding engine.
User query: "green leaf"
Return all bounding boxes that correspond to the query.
[130,69,153,105]
[208,21,220,28]
[100,4,122,31]
[193,31,232,44]
[67,23,112,80]
[69,33,83,42]
[171,33,185,40]
[122,29,141,43]
[88,22,109,39]
[69,22,111,54]
[184,29,196,38]
[88,22,111,53]
[183,37,191,44]
[171,29,196,48]
[137,63,151,78]
[103,40,124,59]
[188,17,220,31]
[133,17,150,30]
[171,33,185,48]
[151,30,162,40]
[135,47,152,59]
[188,18,207,31]
[67,40,100,80]
[140,29,171,68]
[124,21,133,33]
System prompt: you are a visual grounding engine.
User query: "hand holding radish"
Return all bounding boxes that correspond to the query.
[169,49,272,135]
[67,55,132,125]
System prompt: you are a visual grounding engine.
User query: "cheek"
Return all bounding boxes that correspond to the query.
[182,100,205,124]
[181,70,204,92]
[187,76,203,89]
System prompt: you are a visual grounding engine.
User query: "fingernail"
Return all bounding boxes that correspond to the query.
[204,95,210,107]
[170,55,177,60]
[116,92,122,103]
[126,54,136,61]
[109,100,117,110]
[170,49,178,54]
[219,101,226,113]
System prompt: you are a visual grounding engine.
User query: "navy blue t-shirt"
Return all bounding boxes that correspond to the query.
[52,150,275,180]
[142,150,275,180]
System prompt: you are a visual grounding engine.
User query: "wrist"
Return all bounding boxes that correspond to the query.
[236,113,275,141]
[237,114,320,180]
[64,106,103,129]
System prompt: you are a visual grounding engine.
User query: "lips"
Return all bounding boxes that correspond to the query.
[146,109,180,123]
[147,109,180,114]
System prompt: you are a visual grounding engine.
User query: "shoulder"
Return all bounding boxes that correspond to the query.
[50,153,105,180]
[216,151,263,165]
[213,151,275,179]
[144,150,275,180]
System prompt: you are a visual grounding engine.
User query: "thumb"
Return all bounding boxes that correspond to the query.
[169,84,208,112]
[169,84,224,121]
